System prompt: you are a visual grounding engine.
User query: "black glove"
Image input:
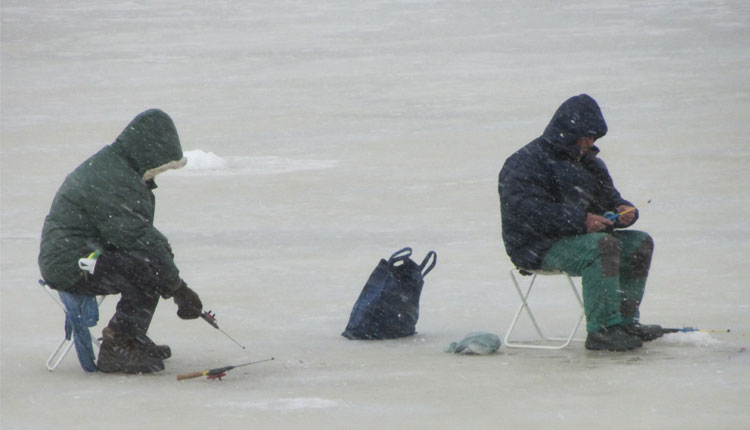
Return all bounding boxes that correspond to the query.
[173,281,203,320]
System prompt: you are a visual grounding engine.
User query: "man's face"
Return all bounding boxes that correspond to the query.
[576,136,596,155]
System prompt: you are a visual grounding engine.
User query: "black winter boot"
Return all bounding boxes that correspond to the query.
[141,336,171,360]
[136,333,172,360]
[102,327,171,360]
[619,299,663,341]
[621,322,663,341]
[585,325,643,351]
[97,328,165,373]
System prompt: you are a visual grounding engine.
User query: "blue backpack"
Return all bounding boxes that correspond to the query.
[342,248,436,340]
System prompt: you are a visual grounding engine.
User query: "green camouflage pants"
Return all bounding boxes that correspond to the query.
[541,230,654,333]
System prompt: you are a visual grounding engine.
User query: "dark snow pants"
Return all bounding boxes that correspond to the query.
[70,250,163,340]
[540,230,654,333]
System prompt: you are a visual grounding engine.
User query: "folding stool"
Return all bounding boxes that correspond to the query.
[503,269,585,349]
[39,280,105,371]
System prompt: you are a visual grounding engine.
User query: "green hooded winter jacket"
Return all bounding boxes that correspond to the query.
[39,109,186,296]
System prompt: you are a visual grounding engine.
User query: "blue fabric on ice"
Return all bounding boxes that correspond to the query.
[445,332,502,355]
[58,291,99,372]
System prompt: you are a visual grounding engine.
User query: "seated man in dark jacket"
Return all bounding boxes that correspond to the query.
[39,109,203,372]
[498,94,662,351]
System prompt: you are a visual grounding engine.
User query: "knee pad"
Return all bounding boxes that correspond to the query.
[629,235,654,278]
[597,234,622,277]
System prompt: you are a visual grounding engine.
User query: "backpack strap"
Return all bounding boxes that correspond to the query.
[419,251,437,277]
[388,247,413,265]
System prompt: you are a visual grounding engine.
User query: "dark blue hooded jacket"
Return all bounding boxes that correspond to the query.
[498,94,636,269]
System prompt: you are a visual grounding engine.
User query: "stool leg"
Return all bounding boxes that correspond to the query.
[504,270,585,350]
[46,338,75,372]
[504,270,542,347]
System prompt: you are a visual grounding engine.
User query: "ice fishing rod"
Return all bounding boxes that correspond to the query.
[604,200,652,221]
[663,327,731,334]
[176,357,275,381]
[201,310,246,349]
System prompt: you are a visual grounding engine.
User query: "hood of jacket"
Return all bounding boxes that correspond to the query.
[541,94,608,159]
[110,109,185,178]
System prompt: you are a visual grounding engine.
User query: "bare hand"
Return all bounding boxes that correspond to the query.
[585,213,614,233]
[616,205,636,225]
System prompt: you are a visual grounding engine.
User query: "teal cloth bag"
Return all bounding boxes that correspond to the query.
[446,332,501,355]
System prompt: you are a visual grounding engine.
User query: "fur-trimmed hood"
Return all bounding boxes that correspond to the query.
[110,109,186,179]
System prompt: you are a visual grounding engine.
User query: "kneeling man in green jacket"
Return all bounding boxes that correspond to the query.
[39,109,202,373]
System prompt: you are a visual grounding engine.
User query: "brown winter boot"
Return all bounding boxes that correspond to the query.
[97,328,165,374]
[101,327,171,359]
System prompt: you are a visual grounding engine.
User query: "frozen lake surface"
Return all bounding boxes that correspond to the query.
[2,1,749,429]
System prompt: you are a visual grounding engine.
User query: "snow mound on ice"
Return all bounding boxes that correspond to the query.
[178,150,337,175]
[184,149,229,170]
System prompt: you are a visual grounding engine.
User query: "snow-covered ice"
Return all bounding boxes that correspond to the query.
[2,1,749,429]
